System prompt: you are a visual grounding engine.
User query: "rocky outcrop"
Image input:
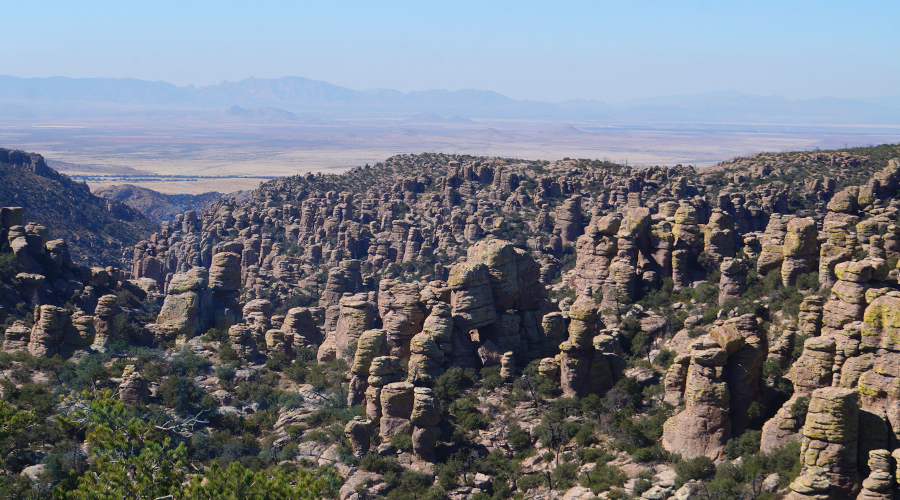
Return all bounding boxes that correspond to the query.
[555,195,582,245]
[448,262,496,331]
[91,294,118,352]
[380,382,414,440]
[2,321,30,352]
[344,417,373,457]
[557,296,611,398]
[856,450,892,500]
[762,336,836,453]
[319,293,373,363]
[28,305,70,357]
[378,280,426,358]
[785,387,859,499]
[119,365,149,404]
[663,315,766,458]
[718,257,748,305]
[662,335,731,460]
[410,387,441,461]
[781,217,818,286]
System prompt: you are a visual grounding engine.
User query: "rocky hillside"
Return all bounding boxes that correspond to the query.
[93,183,249,223]
[0,149,158,266]
[3,143,900,499]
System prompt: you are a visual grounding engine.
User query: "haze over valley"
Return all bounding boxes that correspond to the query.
[2,75,898,194]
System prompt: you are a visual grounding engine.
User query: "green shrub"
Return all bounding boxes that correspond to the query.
[219,342,238,363]
[480,366,504,391]
[173,348,212,376]
[507,422,532,453]
[449,395,490,432]
[790,396,810,427]
[0,251,24,282]
[265,352,290,371]
[653,348,677,370]
[201,327,228,342]
[215,364,236,382]
[390,433,413,452]
[517,474,547,493]
[578,464,627,494]
[434,367,477,405]
[633,479,652,496]
[633,444,666,463]
[575,448,614,464]
[724,430,762,460]
[552,461,579,490]
[358,454,401,475]
[277,442,299,461]
[675,456,716,483]
[158,376,206,416]
[574,422,598,447]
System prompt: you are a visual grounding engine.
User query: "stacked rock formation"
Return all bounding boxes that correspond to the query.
[554,296,612,398]
[662,315,766,459]
[145,254,241,346]
[785,388,860,499]
[118,365,149,404]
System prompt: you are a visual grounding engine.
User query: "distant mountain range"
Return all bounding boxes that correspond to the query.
[1,75,899,124]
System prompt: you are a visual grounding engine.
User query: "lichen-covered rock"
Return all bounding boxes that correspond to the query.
[407,332,444,385]
[151,290,204,344]
[448,261,496,330]
[757,214,791,275]
[465,239,546,311]
[709,323,745,355]
[378,279,426,357]
[410,387,440,428]
[703,209,736,266]
[856,449,892,500]
[412,426,440,462]
[28,305,69,357]
[380,382,414,439]
[540,312,568,356]
[762,336,837,453]
[368,356,402,387]
[208,252,241,291]
[351,329,387,377]
[2,321,30,352]
[781,217,818,286]
[422,302,453,353]
[555,195,583,245]
[65,311,95,348]
[826,186,858,213]
[785,466,831,500]
[344,417,373,457]
[722,315,766,434]
[319,293,372,363]
[798,295,825,337]
[119,366,149,404]
[559,296,611,398]
[718,257,748,305]
[662,335,730,460]
[861,293,900,351]
[282,307,320,348]
[792,388,860,499]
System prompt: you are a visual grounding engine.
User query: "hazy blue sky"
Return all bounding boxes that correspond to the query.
[4,0,898,102]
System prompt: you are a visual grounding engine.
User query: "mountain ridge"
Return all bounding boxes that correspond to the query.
[3,75,900,124]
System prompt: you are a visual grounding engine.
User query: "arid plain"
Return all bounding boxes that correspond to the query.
[2,110,897,194]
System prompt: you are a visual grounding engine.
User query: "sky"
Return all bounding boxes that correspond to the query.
[3,0,899,103]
